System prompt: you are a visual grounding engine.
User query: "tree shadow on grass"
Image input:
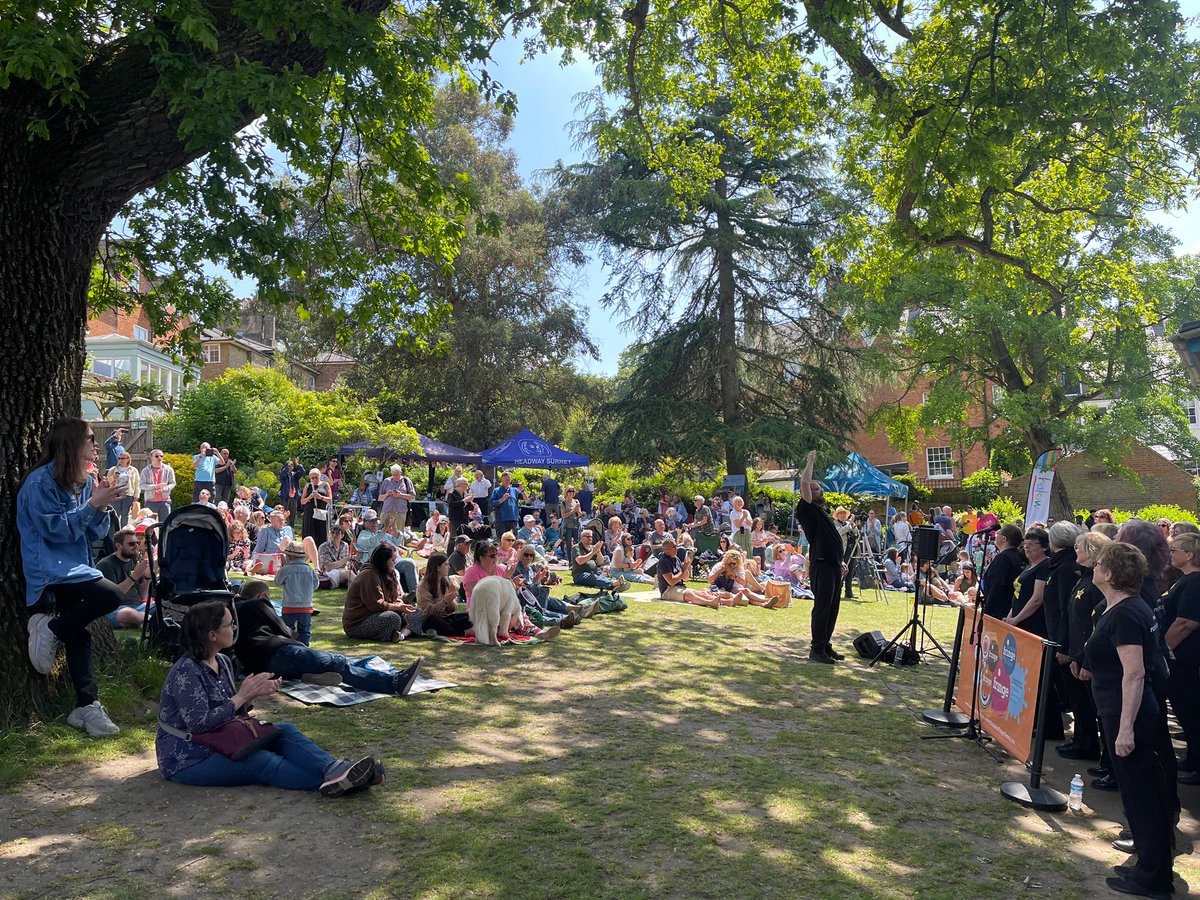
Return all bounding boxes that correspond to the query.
[1,595,1195,899]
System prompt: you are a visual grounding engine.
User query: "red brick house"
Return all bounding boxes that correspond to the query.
[848,374,1000,487]
[198,328,320,389]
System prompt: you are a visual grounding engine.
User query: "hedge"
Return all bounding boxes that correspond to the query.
[163,453,194,508]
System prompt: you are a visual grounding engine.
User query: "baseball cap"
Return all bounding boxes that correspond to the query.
[363,509,379,521]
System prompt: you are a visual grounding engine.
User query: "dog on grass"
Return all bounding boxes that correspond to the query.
[469,575,523,646]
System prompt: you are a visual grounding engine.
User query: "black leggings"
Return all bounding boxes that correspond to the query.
[424,612,471,637]
[46,579,124,707]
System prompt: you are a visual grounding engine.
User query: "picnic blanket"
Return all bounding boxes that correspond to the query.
[278,655,458,706]
[444,633,548,647]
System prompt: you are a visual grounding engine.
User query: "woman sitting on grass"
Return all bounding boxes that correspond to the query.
[415,519,450,558]
[342,543,417,643]
[158,599,382,797]
[496,531,518,568]
[414,553,472,638]
[611,533,655,584]
[227,520,252,574]
[707,549,774,607]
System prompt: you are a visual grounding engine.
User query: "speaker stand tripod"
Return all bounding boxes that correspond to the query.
[869,555,949,665]
[846,529,884,604]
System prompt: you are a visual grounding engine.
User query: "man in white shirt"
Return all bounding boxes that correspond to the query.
[442,465,464,497]
[467,468,492,517]
[891,513,912,555]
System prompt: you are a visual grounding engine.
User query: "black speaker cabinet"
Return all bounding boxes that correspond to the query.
[913,525,942,560]
[853,630,886,659]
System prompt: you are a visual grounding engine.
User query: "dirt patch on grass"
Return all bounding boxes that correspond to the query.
[1,599,1196,899]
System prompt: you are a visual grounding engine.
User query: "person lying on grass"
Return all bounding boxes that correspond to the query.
[233,580,423,693]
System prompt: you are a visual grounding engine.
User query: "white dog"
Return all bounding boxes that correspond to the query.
[469,576,523,646]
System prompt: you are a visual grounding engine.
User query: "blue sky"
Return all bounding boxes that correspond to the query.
[480,40,620,375]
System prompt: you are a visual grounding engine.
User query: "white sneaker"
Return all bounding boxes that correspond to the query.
[27,613,60,675]
[66,701,120,737]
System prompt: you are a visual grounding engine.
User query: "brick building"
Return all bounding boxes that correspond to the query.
[847,374,1000,487]
[1004,443,1196,513]
[198,328,319,389]
[311,349,357,392]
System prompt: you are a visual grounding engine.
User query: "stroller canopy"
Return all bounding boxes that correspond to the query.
[157,504,230,596]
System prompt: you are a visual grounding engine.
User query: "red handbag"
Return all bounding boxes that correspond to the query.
[161,714,282,761]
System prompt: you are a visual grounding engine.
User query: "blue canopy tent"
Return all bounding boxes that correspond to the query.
[821,452,909,499]
[481,430,589,468]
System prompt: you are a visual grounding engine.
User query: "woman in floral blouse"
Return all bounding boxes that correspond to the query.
[156,600,380,796]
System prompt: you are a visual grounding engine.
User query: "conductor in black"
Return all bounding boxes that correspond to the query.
[795,450,847,664]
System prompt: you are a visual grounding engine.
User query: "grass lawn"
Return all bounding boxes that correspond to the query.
[0,579,1196,899]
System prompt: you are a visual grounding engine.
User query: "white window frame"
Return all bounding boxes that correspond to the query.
[133,325,149,342]
[991,384,1004,404]
[202,344,221,363]
[91,357,131,378]
[1187,398,1198,426]
[926,447,954,480]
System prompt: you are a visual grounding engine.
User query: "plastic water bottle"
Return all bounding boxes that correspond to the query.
[1069,774,1083,811]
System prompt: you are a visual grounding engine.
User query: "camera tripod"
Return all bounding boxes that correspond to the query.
[846,527,885,604]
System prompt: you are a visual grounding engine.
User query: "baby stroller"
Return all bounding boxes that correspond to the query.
[141,504,238,657]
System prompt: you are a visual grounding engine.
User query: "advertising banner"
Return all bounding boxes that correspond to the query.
[954,610,1046,763]
[1024,449,1061,526]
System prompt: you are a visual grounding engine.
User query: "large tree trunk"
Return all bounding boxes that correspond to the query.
[714,176,746,478]
[0,116,106,721]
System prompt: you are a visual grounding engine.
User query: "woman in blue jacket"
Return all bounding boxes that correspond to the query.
[19,418,128,736]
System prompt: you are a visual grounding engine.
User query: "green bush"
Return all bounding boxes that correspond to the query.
[962,468,1004,508]
[1134,504,1199,525]
[892,474,932,502]
[755,486,798,530]
[983,496,1024,524]
[163,452,194,507]
[823,491,857,511]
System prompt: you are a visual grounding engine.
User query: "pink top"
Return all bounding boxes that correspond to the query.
[462,562,508,610]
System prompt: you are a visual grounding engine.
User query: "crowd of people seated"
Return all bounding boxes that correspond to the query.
[17,423,1200,865]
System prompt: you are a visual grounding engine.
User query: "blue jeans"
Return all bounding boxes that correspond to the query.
[106,601,149,628]
[524,591,573,625]
[269,643,398,694]
[561,527,579,564]
[168,723,335,791]
[611,567,653,584]
[396,558,418,594]
[282,612,312,645]
[572,571,616,590]
[112,496,134,528]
